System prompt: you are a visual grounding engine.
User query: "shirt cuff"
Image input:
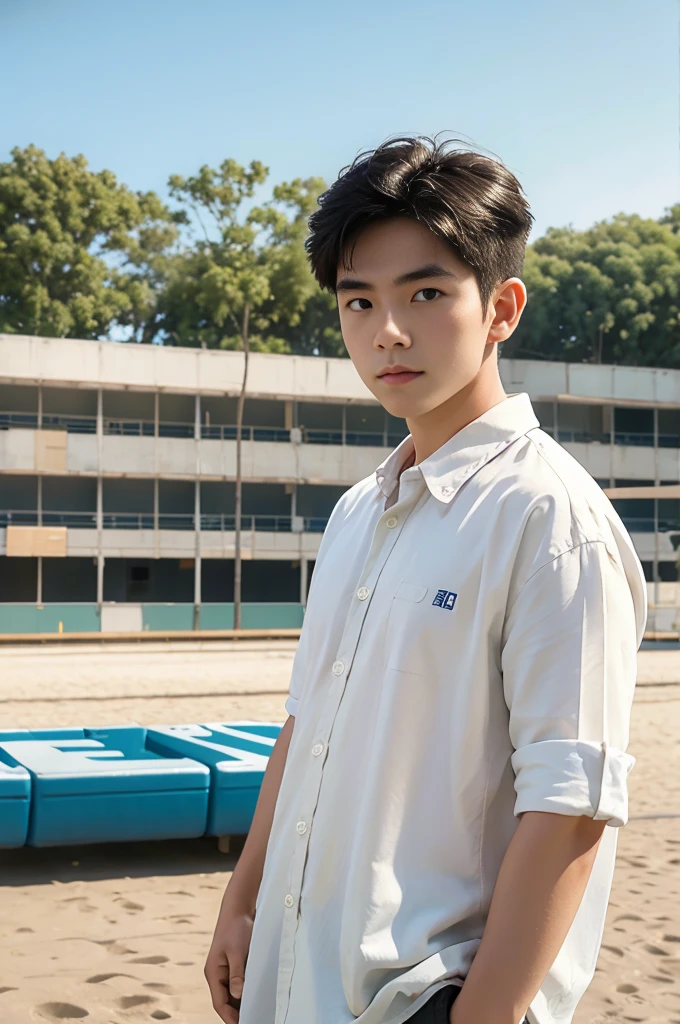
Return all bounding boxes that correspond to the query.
[285,694,299,717]
[510,738,636,828]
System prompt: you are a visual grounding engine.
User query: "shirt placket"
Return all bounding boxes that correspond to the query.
[275,471,428,1024]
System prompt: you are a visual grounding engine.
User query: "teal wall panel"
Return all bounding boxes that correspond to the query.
[0,605,101,634]
[142,604,195,632]
[0,603,304,634]
[199,603,305,630]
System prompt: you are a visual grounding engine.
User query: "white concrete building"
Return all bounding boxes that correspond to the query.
[0,333,677,633]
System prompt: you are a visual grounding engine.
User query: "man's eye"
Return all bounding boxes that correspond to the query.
[413,288,441,302]
[347,297,372,311]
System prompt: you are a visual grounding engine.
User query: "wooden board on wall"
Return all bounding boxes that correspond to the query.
[34,429,67,472]
[6,525,68,557]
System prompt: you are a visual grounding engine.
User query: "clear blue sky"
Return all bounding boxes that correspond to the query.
[1,0,678,243]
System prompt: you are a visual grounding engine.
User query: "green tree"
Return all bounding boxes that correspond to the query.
[166,159,327,626]
[504,212,680,366]
[161,163,326,352]
[0,145,178,339]
[278,289,345,357]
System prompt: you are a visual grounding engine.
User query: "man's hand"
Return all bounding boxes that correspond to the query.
[204,899,255,1023]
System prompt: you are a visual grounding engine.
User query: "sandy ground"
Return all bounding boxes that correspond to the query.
[0,640,678,1024]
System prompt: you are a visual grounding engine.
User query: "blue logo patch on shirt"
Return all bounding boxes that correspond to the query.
[433,589,457,610]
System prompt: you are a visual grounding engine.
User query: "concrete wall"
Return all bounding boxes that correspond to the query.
[5,428,676,485]
[7,334,680,408]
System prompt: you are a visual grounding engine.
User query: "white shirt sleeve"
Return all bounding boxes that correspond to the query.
[500,539,640,828]
[285,611,312,717]
[285,487,351,717]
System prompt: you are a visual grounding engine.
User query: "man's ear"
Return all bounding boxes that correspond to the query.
[486,278,527,345]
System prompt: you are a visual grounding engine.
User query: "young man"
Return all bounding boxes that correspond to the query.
[205,136,647,1024]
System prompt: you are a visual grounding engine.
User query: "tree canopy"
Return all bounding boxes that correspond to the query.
[2,144,679,365]
[157,160,327,352]
[0,145,178,339]
[504,211,680,366]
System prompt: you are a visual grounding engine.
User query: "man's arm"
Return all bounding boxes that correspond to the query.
[450,810,606,1024]
[205,714,295,1021]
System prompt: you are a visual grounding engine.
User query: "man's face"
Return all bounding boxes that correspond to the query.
[335,217,521,422]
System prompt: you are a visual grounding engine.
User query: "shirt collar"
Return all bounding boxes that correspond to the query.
[375,392,540,505]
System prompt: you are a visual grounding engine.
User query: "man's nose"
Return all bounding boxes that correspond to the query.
[373,311,411,348]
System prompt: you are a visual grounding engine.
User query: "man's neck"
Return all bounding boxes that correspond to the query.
[406,372,507,467]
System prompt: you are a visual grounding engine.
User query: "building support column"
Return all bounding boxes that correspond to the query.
[341,405,346,445]
[300,555,308,609]
[36,475,42,605]
[154,392,159,559]
[552,400,559,443]
[96,390,104,610]
[193,393,202,631]
[653,407,660,604]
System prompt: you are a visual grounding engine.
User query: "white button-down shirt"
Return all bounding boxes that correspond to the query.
[238,392,647,1024]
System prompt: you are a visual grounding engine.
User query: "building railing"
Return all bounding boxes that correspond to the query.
[621,517,680,533]
[547,427,680,448]
[4,508,680,538]
[0,510,330,533]
[0,412,405,446]
[5,409,680,451]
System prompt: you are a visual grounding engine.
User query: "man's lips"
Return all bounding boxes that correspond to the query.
[378,370,424,385]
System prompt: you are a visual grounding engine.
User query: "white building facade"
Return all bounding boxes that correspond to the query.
[0,334,677,634]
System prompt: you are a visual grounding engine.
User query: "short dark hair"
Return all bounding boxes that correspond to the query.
[305,134,534,319]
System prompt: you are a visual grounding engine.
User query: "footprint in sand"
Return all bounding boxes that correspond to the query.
[86,973,138,984]
[617,984,639,994]
[150,1013,171,1020]
[16,926,34,933]
[36,1002,89,1020]
[114,898,144,912]
[144,983,174,993]
[128,956,169,965]
[0,987,18,995]
[92,939,137,956]
[645,942,671,956]
[116,994,157,1010]
[166,890,194,898]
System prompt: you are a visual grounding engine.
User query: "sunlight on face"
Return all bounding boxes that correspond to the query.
[336,217,507,421]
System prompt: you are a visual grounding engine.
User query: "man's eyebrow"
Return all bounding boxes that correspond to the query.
[335,276,374,293]
[335,263,457,293]
[393,263,457,286]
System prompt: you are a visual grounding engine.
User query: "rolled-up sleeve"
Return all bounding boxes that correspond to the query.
[500,540,640,828]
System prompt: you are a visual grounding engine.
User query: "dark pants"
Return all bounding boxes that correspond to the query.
[408,985,461,1024]
[408,984,530,1023]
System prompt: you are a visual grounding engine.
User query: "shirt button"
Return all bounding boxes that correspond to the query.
[332,660,344,675]
[386,516,398,528]
[356,586,370,600]
[441,486,453,496]
[312,743,324,756]
[284,893,295,908]
[296,820,308,835]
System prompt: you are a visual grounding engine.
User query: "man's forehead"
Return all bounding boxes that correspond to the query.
[336,229,464,289]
